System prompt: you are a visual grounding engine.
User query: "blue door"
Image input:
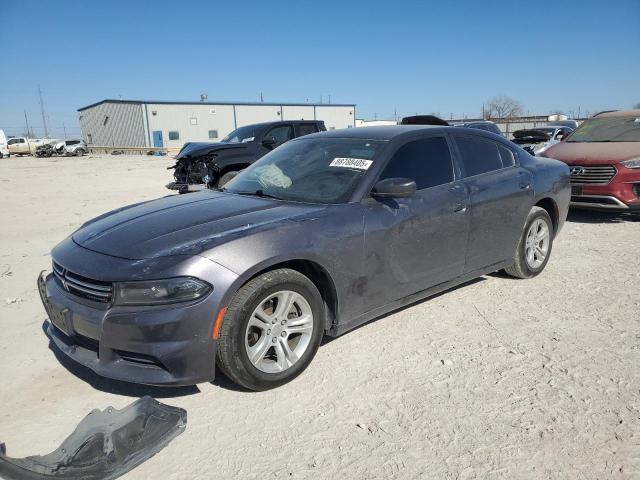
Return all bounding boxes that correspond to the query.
[152,131,164,148]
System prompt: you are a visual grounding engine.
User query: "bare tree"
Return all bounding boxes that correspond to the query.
[485,95,524,120]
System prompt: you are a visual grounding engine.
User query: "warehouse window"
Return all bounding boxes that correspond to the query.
[190,117,198,125]
[87,134,93,144]
[169,131,180,141]
[208,130,218,139]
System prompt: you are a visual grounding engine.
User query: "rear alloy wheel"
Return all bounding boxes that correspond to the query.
[505,206,554,279]
[216,269,324,391]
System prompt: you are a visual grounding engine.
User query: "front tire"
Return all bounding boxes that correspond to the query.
[504,206,554,279]
[217,170,238,188]
[216,269,324,391]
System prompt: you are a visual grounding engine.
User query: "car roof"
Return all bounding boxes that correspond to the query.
[238,120,323,129]
[592,108,640,118]
[300,125,508,143]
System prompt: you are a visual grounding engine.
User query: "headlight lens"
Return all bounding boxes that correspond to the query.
[114,277,212,306]
[620,157,640,169]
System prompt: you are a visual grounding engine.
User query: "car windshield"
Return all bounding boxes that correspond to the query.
[223,137,386,204]
[221,125,258,143]
[568,116,640,142]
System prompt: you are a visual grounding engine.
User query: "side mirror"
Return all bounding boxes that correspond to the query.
[262,136,277,149]
[371,178,416,198]
[559,132,571,141]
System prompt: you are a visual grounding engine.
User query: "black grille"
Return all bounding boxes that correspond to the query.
[52,261,113,303]
[570,165,617,184]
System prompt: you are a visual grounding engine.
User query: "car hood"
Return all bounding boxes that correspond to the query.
[543,141,640,165]
[175,142,251,159]
[72,191,324,260]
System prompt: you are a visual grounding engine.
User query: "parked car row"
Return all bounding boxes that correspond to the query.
[35,139,88,157]
[0,136,88,157]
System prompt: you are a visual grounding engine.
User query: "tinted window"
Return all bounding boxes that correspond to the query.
[265,125,293,147]
[455,136,504,177]
[296,124,318,137]
[497,144,515,167]
[169,131,180,140]
[379,137,453,190]
[65,140,80,146]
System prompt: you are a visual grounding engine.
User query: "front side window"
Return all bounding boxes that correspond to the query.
[455,136,505,177]
[568,116,640,142]
[265,125,293,147]
[378,137,454,190]
[169,131,180,141]
[221,125,257,143]
[224,138,386,204]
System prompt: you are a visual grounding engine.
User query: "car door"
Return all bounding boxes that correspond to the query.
[452,133,533,273]
[361,134,470,308]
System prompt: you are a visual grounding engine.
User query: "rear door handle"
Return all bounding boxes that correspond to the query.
[519,182,531,190]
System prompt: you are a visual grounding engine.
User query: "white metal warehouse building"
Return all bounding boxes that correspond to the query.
[78,99,356,149]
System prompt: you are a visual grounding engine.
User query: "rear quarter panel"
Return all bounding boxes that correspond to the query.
[520,152,571,233]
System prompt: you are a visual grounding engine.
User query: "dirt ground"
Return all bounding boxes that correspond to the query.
[0,154,638,479]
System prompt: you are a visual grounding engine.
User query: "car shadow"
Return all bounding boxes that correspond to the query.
[41,320,200,398]
[567,209,640,224]
[321,276,486,345]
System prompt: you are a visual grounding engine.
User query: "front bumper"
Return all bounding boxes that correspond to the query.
[570,165,640,211]
[37,248,238,386]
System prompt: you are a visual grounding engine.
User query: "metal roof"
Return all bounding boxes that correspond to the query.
[78,99,356,112]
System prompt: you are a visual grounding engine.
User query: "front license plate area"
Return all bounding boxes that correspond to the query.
[571,185,583,196]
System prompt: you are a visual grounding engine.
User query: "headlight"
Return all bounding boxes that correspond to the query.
[114,277,212,306]
[620,157,640,169]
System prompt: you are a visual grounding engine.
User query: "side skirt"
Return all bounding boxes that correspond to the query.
[330,260,512,337]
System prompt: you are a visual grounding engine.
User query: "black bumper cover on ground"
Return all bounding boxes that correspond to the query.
[0,396,186,480]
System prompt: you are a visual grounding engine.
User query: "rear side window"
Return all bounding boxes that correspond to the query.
[295,124,318,137]
[379,136,454,190]
[454,136,506,177]
[497,144,515,167]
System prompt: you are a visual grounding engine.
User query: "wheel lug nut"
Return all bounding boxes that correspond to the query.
[281,320,286,325]
[272,338,277,343]
[267,329,271,335]
[272,319,277,324]
[281,331,287,337]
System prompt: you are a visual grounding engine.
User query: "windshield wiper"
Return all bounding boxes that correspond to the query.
[232,189,282,200]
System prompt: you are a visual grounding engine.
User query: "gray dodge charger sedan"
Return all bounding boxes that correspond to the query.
[38,126,570,390]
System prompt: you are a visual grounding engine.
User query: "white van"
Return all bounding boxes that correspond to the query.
[0,130,10,158]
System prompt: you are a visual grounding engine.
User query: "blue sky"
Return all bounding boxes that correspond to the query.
[1,0,639,137]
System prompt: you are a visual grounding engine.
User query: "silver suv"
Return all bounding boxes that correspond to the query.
[55,139,87,156]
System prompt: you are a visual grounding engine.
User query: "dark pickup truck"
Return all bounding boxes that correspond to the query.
[167,120,326,192]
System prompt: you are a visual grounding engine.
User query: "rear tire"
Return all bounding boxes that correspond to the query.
[216,268,324,391]
[504,206,554,279]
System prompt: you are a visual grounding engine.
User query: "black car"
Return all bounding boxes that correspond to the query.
[167,120,326,193]
[453,121,504,136]
[40,126,570,391]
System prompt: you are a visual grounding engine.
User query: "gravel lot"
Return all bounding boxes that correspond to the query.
[0,154,638,479]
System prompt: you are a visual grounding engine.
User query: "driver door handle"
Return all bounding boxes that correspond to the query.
[519,182,531,190]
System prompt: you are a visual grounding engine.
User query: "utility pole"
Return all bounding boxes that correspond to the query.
[38,85,49,138]
[62,122,67,138]
[260,92,264,103]
[24,110,32,138]
[328,94,331,104]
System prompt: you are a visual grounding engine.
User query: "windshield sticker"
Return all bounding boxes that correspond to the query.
[329,158,373,170]
[256,163,292,189]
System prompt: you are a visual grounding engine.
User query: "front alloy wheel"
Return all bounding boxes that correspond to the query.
[245,290,314,373]
[216,269,324,391]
